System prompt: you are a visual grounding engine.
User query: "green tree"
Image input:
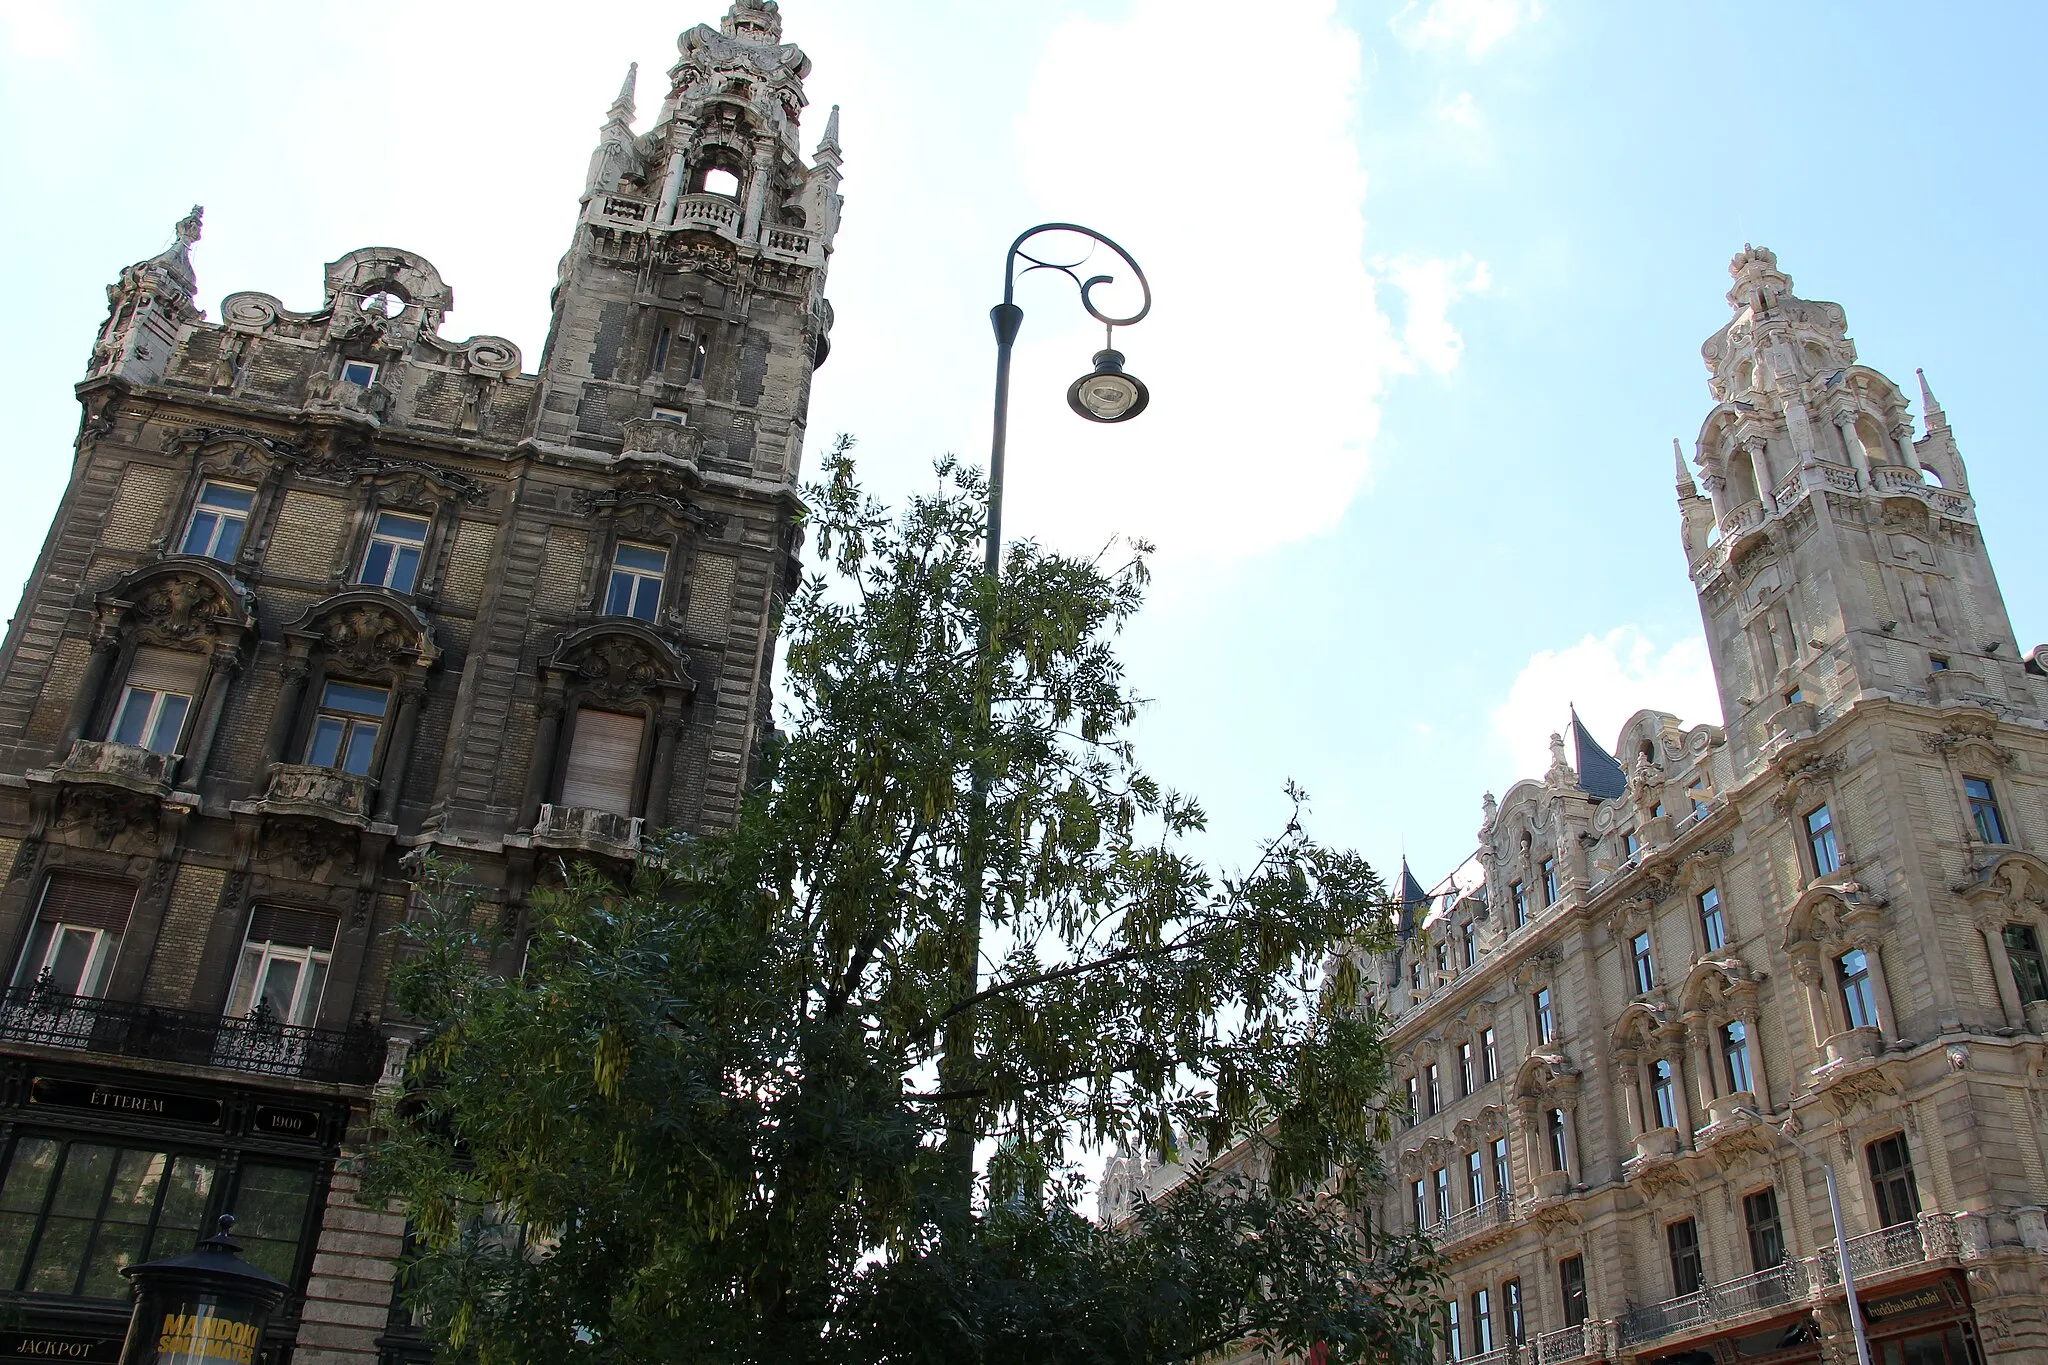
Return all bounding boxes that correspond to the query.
[369,442,1437,1363]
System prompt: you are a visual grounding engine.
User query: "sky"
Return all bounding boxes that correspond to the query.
[4,0,2046,890]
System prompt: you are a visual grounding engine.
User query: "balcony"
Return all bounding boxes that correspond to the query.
[1437,1193,1511,1247]
[672,192,741,238]
[1870,465,1974,521]
[764,226,816,258]
[53,738,178,795]
[0,986,381,1086]
[533,803,643,859]
[1532,1324,1590,1363]
[1615,1260,1806,1350]
[1813,1219,1928,1286]
[256,763,374,825]
[621,418,703,463]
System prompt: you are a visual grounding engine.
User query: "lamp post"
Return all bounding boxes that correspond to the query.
[941,224,1152,1200]
[1738,1106,1875,1365]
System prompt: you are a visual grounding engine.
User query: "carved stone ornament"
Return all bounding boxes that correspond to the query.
[547,624,694,706]
[123,569,251,646]
[163,425,304,465]
[55,786,161,851]
[260,817,359,880]
[1922,717,2017,768]
[574,472,721,533]
[294,594,439,675]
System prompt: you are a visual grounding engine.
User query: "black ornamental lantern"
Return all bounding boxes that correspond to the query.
[118,1216,287,1365]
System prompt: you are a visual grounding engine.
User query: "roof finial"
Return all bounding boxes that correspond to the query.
[1673,436,1699,496]
[609,63,637,124]
[1917,368,1948,434]
[813,103,842,168]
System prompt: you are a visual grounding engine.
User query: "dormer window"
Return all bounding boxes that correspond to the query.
[340,360,378,388]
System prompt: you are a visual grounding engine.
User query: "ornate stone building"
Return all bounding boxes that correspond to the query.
[0,4,839,1362]
[1370,249,2048,1365]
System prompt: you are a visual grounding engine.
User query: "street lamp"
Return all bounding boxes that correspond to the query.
[939,224,1152,1205]
[118,1214,288,1365]
[1736,1105,1875,1365]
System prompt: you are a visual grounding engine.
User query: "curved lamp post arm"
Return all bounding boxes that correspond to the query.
[1735,1105,1874,1365]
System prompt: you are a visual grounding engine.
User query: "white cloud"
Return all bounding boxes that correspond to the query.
[1003,0,1482,563]
[1380,254,1490,375]
[1437,90,1481,127]
[1390,0,1542,58]
[1490,626,1723,782]
[0,0,86,60]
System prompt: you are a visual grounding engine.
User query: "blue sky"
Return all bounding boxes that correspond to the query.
[3,0,2044,889]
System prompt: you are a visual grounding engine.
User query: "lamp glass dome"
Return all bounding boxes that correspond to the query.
[1067,349,1149,424]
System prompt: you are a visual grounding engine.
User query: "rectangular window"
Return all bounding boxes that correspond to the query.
[1722,1019,1755,1095]
[1546,1108,1568,1173]
[651,407,686,425]
[1965,778,2008,845]
[7,873,135,1000]
[1481,1027,1498,1082]
[1541,858,1558,906]
[1445,1296,1462,1362]
[1435,941,1449,978]
[1410,1177,1428,1229]
[604,542,667,620]
[1459,1041,1475,1097]
[225,907,337,1028]
[1404,1076,1420,1124]
[1426,1063,1441,1115]
[1471,1288,1493,1354]
[0,1136,218,1298]
[1866,1133,1922,1228]
[1503,1278,1524,1343]
[1839,948,1879,1030]
[1491,1137,1511,1200]
[559,708,646,816]
[179,482,255,561]
[107,646,203,755]
[1462,921,1477,968]
[1511,881,1527,928]
[651,325,671,373]
[1930,654,1950,671]
[1558,1255,1587,1327]
[1631,930,1656,995]
[304,681,389,775]
[359,511,429,593]
[1805,804,1841,876]
[1650,1058,1678,1130]
[340,359,378,388]
[1688,781,1707,816]
[230,1163,316,1284]
[2006,925,2048,1005]
[1431,1167,1450,1226]
[1534,987,1555,1043]
[1744,1188,1785,1271]
[1699,886,1726,952]
[1409,961,1422,992]
[1465,1149,1484,1208]
[1785,686,1804,706]
[1667,1217,1703,1295]
[1623,830,1640,860]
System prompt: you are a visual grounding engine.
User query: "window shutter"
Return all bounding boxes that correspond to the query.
[559,709,645,815]
[36,873,138,933]
[244,906,338,953]
[126,646,206,696]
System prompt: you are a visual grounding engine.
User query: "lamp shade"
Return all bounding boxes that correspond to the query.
[1066,349,1150,423]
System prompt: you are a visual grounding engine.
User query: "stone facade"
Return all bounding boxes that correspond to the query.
[1372,251,2048,1364]
[0,4,840,1362]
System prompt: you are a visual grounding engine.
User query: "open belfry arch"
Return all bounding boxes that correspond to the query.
[0,4,841,1361]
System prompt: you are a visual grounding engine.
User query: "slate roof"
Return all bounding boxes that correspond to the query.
[1394,857,1429,940]
[1572,708,1628,802]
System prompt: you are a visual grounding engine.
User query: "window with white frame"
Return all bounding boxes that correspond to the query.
[1650,1058,1678,1129]
[224,907,337,1028]
[1804,804,1840,876]
[179,482,254,561]
[340,359,379,388]
[605,542,667,620]
[1630,930,1656,995]
[8,873,136,999]
[1721,1019,1755,1094]
[1839,947,1879,1029]
[1698,885,1726,952]
[304,681,389,775]
[107,647,204,755]
[359,512,429,594]
[1481,1027,1498,1081]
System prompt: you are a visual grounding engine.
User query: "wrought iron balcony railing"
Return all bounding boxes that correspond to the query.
[0,987,381,1085]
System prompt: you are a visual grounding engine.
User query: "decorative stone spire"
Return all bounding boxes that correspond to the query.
[86,206,206,384]
[611,62,638,124]
[1917,368,1948,434]
[813,103,842,169]
[1725,243,1794,315]
[722,0,783,43]
[1673,436,1698,497]
[584,65,643,195]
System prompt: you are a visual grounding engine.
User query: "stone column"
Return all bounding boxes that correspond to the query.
[373,681,427,823]
[1736,1005,1763,1099]
[1689,1019,1720,1111]
[261,653,312,769]
[179,645,241,788]
[1796,958,1835,1054]
[59,633,123,749]
[741,139,775,241]
[1834,414,1869,483]
[1515,1102,1542,1188]
[1616,1054,1644,1139]
[520,685,567,828]
[658,120,696,223]
[1891,422,1917,470]
[1747,438,1776,511]
[1980,916,2024,1028]
[643,702,685,828]
[1665,1051,1695,1140]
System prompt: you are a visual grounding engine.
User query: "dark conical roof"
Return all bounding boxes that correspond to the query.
[1394,857,1429,939]
[1572,709,1627,802]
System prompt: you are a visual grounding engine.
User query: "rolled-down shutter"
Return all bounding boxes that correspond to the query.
[125,646,206,697]
[559,709,645,815]
[244,905,338,953]
[36,872,138,933]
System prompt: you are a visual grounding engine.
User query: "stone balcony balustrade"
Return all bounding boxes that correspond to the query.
[533,803,643,859]
[52,738,179,795]
[621,417,703,464]
[254,763,374,825]
[1870,463,1974,520]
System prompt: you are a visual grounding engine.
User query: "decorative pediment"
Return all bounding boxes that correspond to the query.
[103,560,258,645]
[162,425,304,467]
[1679,956,1760,1020]
[572,470,721,533]
[546,623,696,705]
[291,592,440,674]
[1513,1049,1579,1105]
[1769,750,1844,815]
[1922,715,2017,769]
[1784,880,1886,954]
[1954,850,2048,927]
[1609,1000,1679,1056]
